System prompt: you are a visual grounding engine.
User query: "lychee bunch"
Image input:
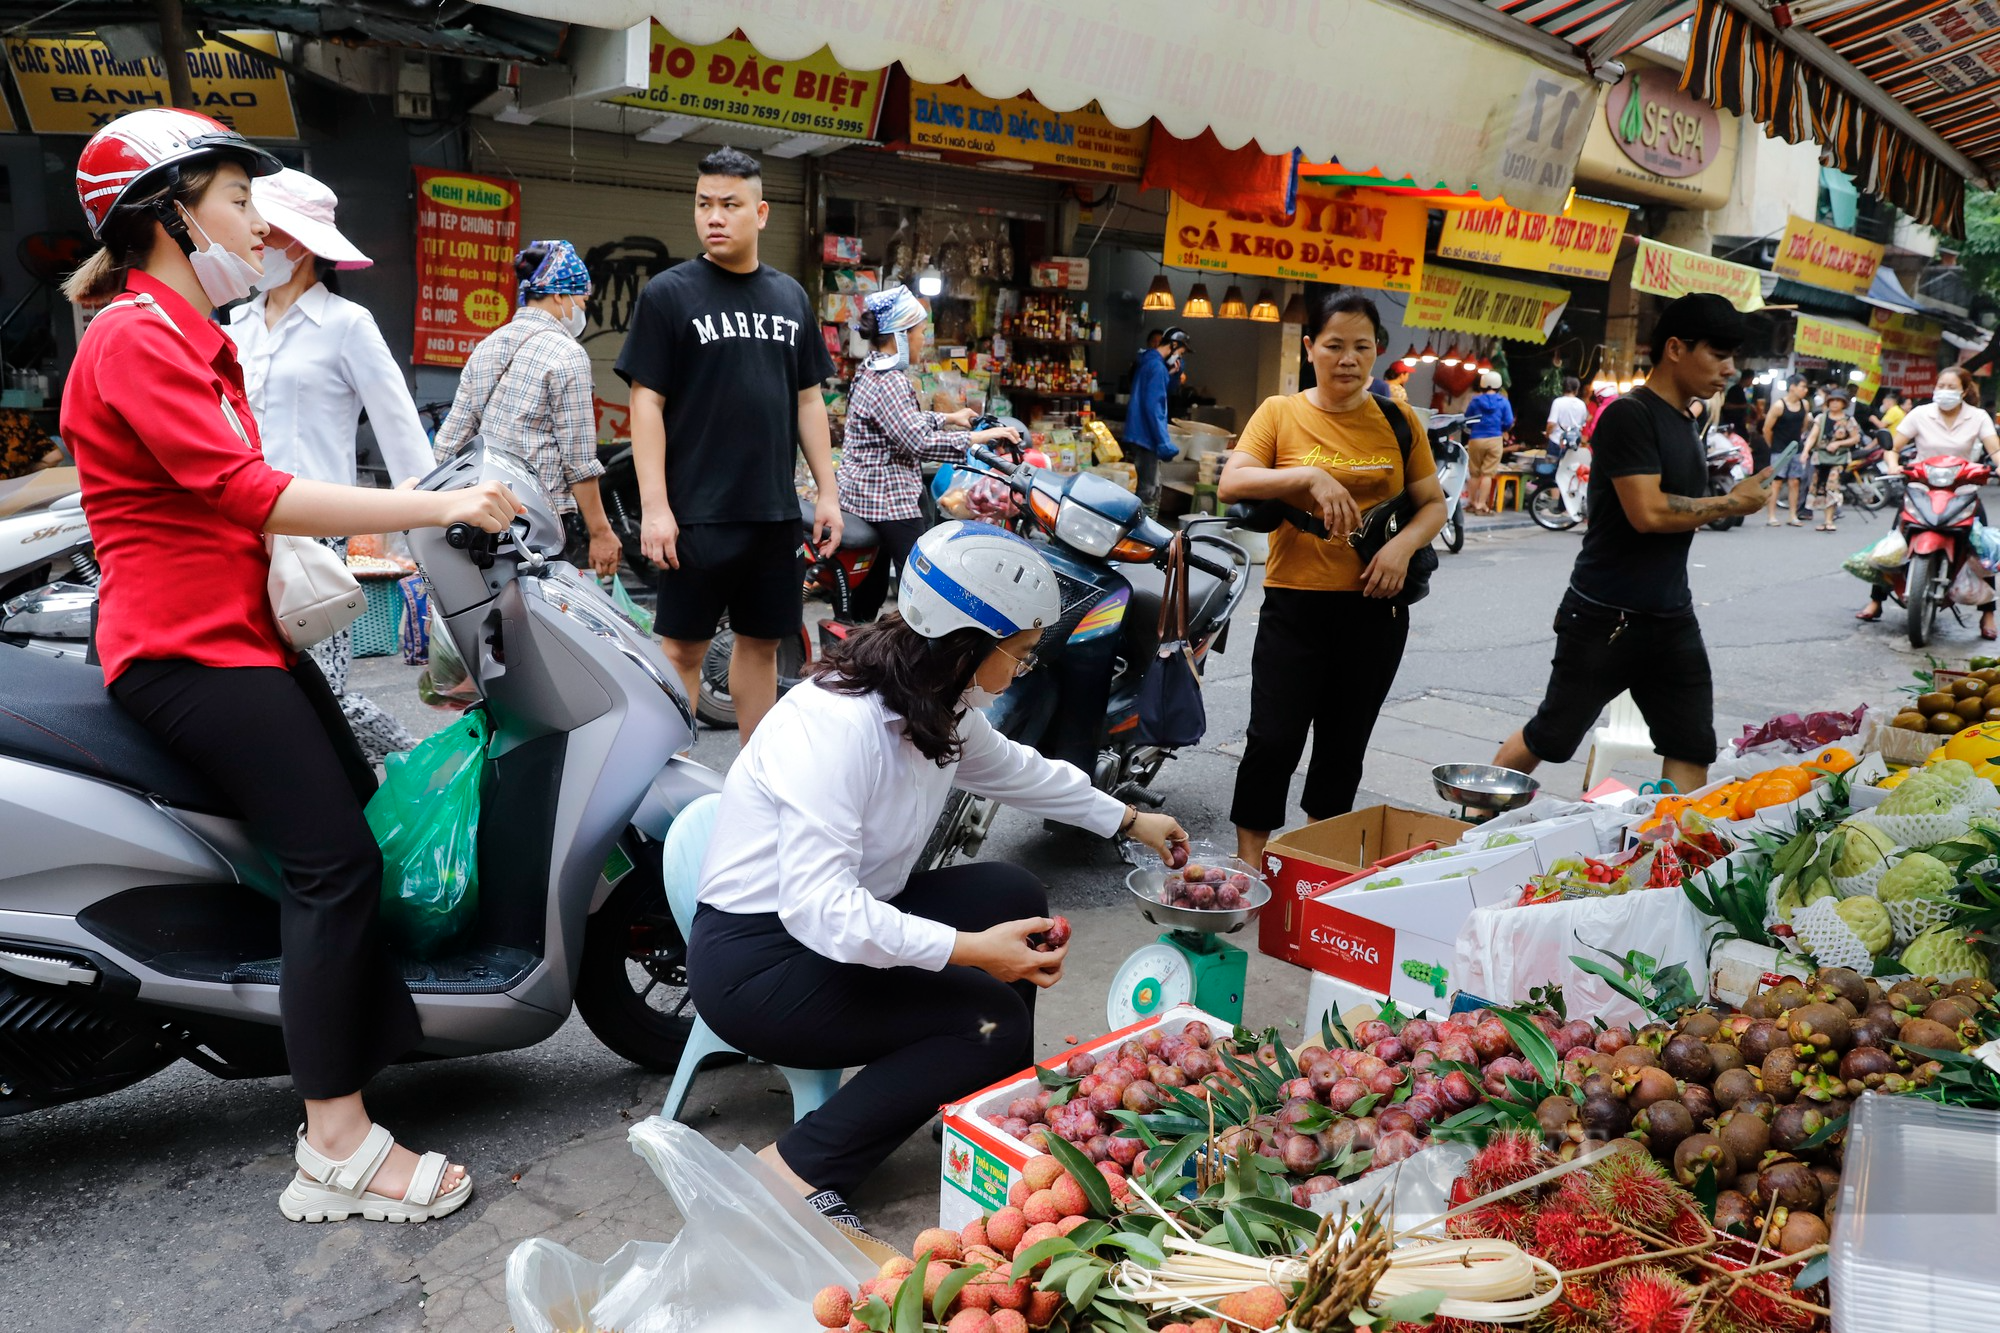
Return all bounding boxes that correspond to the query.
[1216,1284,1288,1329]
[1605,1265,1694,1333]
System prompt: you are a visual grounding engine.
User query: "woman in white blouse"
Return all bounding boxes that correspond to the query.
[689,521,1185,1228]
[225,168,434,763]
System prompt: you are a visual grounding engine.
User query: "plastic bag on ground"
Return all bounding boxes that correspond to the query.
[366,709,486,958]
[506,1118,877,1333]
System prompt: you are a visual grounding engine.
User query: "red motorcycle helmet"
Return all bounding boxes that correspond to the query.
[75,108,281,239]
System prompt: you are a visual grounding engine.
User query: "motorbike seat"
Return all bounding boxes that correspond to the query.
[0,643,229,813]
[796,497,879,549]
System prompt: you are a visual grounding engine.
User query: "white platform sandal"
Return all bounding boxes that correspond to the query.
[279,1123,472,1223]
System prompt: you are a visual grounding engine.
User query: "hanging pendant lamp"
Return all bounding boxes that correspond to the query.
[1182,283,1214,317]
[1142,274,1176,311]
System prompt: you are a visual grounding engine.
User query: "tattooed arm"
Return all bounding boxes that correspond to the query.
[1611,468,1775,534]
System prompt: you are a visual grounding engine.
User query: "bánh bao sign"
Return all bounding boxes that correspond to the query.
[609,27,884,141]
[1163,188,1427,294]
[6,30,295,137]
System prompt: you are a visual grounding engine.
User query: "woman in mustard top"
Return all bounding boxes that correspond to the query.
[1217,292,1448,867]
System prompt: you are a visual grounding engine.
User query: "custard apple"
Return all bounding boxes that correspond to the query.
[1881,774,1957,816]
[1830,819,1895,879]
[1901,927,1991,982]
[1835,895,1894,955]
[1879,852,1955,903]
[1775,873,1836,925]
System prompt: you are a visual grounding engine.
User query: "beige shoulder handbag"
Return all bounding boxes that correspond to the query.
[103,294,363,648]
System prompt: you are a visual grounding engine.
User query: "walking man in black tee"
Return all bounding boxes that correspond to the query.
[617,147,839,740]
[1495,293,1773,793]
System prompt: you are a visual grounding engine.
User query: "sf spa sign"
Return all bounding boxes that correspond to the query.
[1163,188,1426,294]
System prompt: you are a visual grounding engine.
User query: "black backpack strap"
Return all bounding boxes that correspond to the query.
[1370,390,1414,465]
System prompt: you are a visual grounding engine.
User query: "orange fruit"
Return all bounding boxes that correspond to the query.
[1807,747,1857,775]
[1653,795,1694,822]
[1763,765,1814,795]
[1743,778,1800,814]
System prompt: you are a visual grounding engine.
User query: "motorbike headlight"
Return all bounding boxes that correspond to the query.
[1927,465,1961,488]
[1054,501,1124,558]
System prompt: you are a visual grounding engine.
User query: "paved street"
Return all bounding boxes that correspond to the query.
[0,511,1961,1331]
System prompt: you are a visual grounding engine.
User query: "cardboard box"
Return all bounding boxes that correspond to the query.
[1297,846,1537,1009]
[1258,806,1472,966]
[936,1005,1234,1231]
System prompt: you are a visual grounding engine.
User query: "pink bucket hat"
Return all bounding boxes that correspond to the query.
[252,167,371,269]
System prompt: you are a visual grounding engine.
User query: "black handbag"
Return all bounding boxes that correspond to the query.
[1135,535,1207,748]
[1348,393,1438,606]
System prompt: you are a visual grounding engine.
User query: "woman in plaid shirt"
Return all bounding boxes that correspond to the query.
[838,286,1020,620]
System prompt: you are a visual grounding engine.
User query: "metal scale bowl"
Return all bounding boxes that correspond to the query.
[1432,762,1539,823]
[1110,842,1270,1030]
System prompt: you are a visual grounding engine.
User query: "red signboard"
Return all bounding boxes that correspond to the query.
[1295,899,1398,993]
[412,168,521,368]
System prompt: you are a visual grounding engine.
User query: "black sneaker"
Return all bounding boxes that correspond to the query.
[806,1188,862,1230]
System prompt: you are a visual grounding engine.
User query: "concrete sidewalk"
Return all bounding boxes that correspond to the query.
[413,903,1314,1330]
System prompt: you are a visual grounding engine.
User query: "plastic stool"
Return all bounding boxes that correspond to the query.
[1493,474,1524,512]
[1582,691,1654,790]
[657,794,842,1122]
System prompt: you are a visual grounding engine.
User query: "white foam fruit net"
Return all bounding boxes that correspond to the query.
[1791,897,1879,974]
[1870,803,1974,849]
[1884,893,1958,947]
[1833,858,1892,899]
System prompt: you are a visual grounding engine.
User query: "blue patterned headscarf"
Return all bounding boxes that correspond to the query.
[519,240,591,297]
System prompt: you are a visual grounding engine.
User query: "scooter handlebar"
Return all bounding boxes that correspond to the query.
[1184,548,1233,580]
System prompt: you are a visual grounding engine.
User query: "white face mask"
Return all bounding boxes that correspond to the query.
[962,683,998,711]
[1937,389,1964,412]
[560,299,587,339]
[255,245,298,292]
[177,205,262,307]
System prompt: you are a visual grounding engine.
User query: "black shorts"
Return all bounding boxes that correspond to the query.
[655,520,802,642]
[1520,592,1716,766]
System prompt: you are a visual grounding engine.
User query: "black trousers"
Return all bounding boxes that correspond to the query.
[1229,587,1410,833]
[111,657,422,1100]
[848,515,927,622]
[687,862,1045,1196]
[1519,592,1716,766]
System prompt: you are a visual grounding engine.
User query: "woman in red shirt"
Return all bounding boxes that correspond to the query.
[60,110,520,1224]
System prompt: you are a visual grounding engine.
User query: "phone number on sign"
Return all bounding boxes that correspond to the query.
[628,86,866,135]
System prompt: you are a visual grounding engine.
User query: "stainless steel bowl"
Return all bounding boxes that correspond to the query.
[1432,762,1540,812]
[1126,867,1270,935]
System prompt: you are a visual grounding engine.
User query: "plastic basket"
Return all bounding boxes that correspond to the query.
[351,577,403,658]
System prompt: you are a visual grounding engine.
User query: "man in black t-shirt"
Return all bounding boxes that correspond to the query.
[617,146,838,740]
[1494,294,1773,793]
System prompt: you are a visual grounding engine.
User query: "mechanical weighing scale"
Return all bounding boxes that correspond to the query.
[1108,848,1271,1031]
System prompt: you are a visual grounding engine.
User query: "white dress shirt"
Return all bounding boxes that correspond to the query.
[698,677,1127,971]
[225,283,435,486]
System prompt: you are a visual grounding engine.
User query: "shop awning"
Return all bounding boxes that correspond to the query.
[466,1,1604,213]
[0,2,567,64]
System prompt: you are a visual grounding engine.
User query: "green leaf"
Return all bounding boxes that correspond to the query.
[1035,1064,1081,1090]
[1045,1133,1117,1217]
[892,1252,929,1333]
[1064,1220,1111,1251]
[1011,1235,1079,1277]
[1370,1290,1448,1324]
[1141,1132,1202,1192]
[1223,1209,1259,1254]
[852,1295,892,1333]
[1795,1112,1849,1152]
[1687,1160,1720,1221]
[1324,1006,1358,1050]
[1492,1008,1560,1084]
[1348,1091,1383,1119]
[933,1265,982,1322]
[1098,1230,1167,1266]
[1291,1101,1335,1134]
[1106,1109,1162,1149]
[1232,1194,1325,1234]
[1273,1040,1301,1081]
[1065,1263,1104,1310]
[1247,1220,1281,1246]
[1042,1253,1092,1288]
[1567,951,1655,1017]
[1793,1252,1831,1290]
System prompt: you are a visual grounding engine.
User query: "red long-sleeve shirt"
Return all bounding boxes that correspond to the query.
[61,271,294,683]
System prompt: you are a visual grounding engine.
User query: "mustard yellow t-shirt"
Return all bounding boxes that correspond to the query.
[1235,392,1435,591]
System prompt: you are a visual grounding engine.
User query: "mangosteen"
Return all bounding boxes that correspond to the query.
[1634,1099,1695,1158]
[1713,1067,1761,1110]
[1848,1013,1896,1050]
[1895,1018,1966,1055]
[1679,1083,1718,1126]
[1925,996,1980,1028]
[1739,992,1783,1020]
[1714,1190,1761,1235]
[1625,1066,1683,1110]
[1733,1171,1763,1198]
[1789,1003,1853,1054]
[1672,1133,1737,1188]
[1611,1045,1661,1073]
[1769,978,1811,1011]
[1769,1102,1830,1155]
[1740,1020,1786,1064]
[1815,967,1870,1010]
[1777,1210,1829,1254]
[1535,1095,1578,1146]
[1661,1035,1715,1083]
[1946,977,1998,1002]
[1761,1048,1804,1103]
[1888,981,1937,1013]
[1708,1043,1746,1077]
[1838,1047,1897,1091]
[1811,1163,1843,1204]
[1716,1107,1771,1165]
[1734,1093,1778,1123]
[1678,1011,1723,1041]
[1580,1071,1619,1101]
[1758,1159,1823,1213]
[1636,1022,1672,1050]
[1578,1093,1632,1141]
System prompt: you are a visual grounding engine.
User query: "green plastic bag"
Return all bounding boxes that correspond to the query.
[366,709,487,957]
[602,574,654,635]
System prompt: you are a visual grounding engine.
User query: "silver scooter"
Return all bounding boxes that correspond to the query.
[0,436,720,1116]
[0,465,98,661]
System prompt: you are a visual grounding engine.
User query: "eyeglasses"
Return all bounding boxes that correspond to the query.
[995,642,1039,678]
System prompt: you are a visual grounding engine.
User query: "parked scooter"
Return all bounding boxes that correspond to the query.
[0,466,98,661]
[0,436,723,1116]
[1840,437,1906,513]
[1889,450,1993,648]
[1529,438,1590,531]
[1702,428,1752,532]
[1428,412,1469,554]
[918,446,1249,870]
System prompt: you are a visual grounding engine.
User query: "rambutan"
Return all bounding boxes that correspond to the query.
[1535,1275,1605,1333]
[1584,1150,1685,1232]
[1446,1197,1535,1246]
[1661,1204,1714,1250]
[1605,1266,1694,1333]
[1464,1128,1556,1197]
[1707,1271,1815,1333]
[1534,1202,1644,1271]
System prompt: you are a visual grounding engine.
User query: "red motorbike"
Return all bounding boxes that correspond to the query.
[1894,451,1992,648]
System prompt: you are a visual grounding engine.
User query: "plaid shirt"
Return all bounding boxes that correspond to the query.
[837,365,967,521]
[434,307,602,513]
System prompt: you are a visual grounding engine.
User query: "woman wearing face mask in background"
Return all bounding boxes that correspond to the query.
[225,168,435,764]
[433,240,620,578]
[688,520,1187,1227]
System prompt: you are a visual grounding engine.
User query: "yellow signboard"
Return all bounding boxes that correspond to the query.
[609,27,884,141]
[1630,238,1765,312]
[1870,307,1942,358]
[1772,215,1884,299]
[1406,265,1569,344]
[1436,197,1628,281]
[909,82,1148,178]
[1794,314,1881,369]
[5,32,296,138]
[1163,188,1426,294]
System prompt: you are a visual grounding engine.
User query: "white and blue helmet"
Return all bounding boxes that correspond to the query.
[900,520,1061,640]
